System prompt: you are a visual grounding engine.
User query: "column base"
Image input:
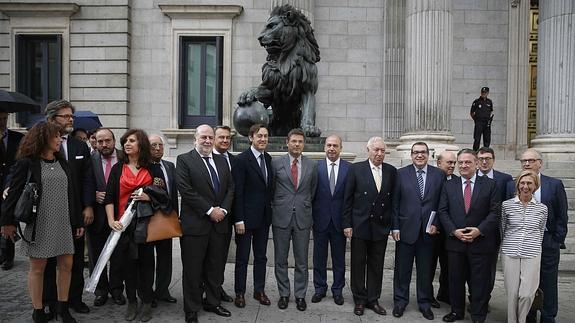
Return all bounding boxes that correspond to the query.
[530,136,575,161]
[393,133,459,159]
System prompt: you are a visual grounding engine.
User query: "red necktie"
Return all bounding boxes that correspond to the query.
[464,179,472,213]
[104,156,112,184]
[291,159,298,190]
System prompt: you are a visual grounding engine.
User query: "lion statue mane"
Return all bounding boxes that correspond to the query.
[237,4,321,137]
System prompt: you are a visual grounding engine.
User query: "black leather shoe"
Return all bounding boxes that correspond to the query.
[366,302,386,315]
[220,289,234,303]
[354,304,365,316]
[151,298,158,308]
[112,294,126,305]
[186,312,198,323]
[1,259,13,270]
[431,298,441,308]
[205,305,231,317]
[392,305,405,318]
[333,294,344,305]
[94,295,108,307]
[295,298,306,311]
[278,296,289,309]
[70,301,89,314]
[311,293,325,303]
[254,292,271,306]
[443,312,464,322]
[421,308,435,320]
[160,296,177,303]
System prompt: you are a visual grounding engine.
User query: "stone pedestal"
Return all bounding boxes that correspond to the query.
[397,0,458,157]
[530,0,575,160]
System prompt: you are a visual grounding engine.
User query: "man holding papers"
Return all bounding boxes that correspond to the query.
[391,142,445,320]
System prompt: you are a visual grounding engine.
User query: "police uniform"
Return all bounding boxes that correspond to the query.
[470,87,493,151]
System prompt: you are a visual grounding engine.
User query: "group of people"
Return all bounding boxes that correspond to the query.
[0,98,568,323]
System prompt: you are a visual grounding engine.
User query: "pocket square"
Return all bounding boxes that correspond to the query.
[75,155,84,159]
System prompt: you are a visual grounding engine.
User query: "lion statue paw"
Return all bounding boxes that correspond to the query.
[302,124,321,138]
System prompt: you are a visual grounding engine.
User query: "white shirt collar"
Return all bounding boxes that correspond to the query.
[414,164,428,173]
[195,148,213,159]
[461,174,476,185]
[289,154,301,164]
[478,169,494,179]
[368,159,380,170]
[326,157,340,166]
[251,146,264,159]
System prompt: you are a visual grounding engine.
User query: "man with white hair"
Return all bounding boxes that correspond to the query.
[342,137,397,316]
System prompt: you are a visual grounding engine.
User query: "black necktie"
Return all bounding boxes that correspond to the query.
[203,156,220,193]
[259,153,267,184]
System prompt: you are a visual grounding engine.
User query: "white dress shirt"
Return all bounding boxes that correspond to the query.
[326,157,340,184]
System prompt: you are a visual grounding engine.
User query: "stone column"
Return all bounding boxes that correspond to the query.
[530,0,575,159]
[396,0,458,157]
[271,0,314,26]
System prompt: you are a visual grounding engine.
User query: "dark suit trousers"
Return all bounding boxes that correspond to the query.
[154,238,173,299]
[431,233,449,300]
[350,237,388,305]
[234,225,270,295]
[393,234,434,310]
[473,119,491,151]
[43,235,86,306]
[528,241,560,323]
[0,236,15,261]
[87,227,110,297]
[448,250,493,322]
[112,232,155,303]
[181,229,227,314]
[313,221,346,296]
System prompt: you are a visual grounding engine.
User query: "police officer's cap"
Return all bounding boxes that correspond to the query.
[481,86,489,93]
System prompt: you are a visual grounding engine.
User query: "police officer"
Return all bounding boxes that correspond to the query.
[470,86,493,151]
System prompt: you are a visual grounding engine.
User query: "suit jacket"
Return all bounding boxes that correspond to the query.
[392,164,444,245]
[312,158,350,233]
[506,174,568,249]
[65,136,92,209]
[232,148,273,230]
[477,169,512,203]
[161,159,179,213]
[0,156,82,229]
[271,154,317,230]
[342,160,397,241]
[438,175,500,253]
[176,149,234,236]
[88,149,122,233]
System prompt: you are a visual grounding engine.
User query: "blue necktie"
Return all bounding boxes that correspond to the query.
[203,156,220,193]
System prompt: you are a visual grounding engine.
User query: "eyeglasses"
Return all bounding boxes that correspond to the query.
[55,114,74,119]
[478,157,493,162]
[520,159,541,164]
[151,143,164,149]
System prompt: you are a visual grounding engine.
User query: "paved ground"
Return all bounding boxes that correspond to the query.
[1,241,574,323]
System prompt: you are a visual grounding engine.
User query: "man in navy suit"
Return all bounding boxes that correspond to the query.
[476,146,512,302]
[149,134,178,307]
[0,112,24,271]
[343,137,397,316]
[311,135,350,306]
[391,142,444,320]
[439,149,500,323]
[232,124,274,308]
[506,148,568,323]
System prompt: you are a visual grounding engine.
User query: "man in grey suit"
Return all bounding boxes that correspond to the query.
[272,128,317,312]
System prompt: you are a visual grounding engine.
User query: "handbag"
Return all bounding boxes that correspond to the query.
[531,288,544,311]
[14,170,39,224]
[146,209,182,242]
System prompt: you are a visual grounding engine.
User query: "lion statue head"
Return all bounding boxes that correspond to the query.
[236,4,321,137]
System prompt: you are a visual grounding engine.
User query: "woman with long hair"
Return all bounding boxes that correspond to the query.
[501,170,548,323]
[0,122,83,323]
[104,129,166,322]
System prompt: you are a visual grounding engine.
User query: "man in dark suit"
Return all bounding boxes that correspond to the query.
[177,124,234,323]
[343,137,397,316]
[311,135,349,306]
[44,100,92,315]
[87,128,125,307]
[211,125,234,303]
[438,149,500,323]
[149,134,178,307]
[391,142,444,320]
[0,112,24,271]
[506,148,568,323]
[476,146,512,302]
[272,128,317,312]
[431,151,458,305]
[232,124,273,308]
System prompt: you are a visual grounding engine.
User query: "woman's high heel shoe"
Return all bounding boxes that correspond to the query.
[32,308,48,323]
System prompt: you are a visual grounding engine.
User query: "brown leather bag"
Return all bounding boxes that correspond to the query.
[146,209,182,242]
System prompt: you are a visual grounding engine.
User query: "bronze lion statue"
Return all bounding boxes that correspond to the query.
[237,4,321,137]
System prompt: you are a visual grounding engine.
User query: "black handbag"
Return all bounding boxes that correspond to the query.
[14,170,39,224]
